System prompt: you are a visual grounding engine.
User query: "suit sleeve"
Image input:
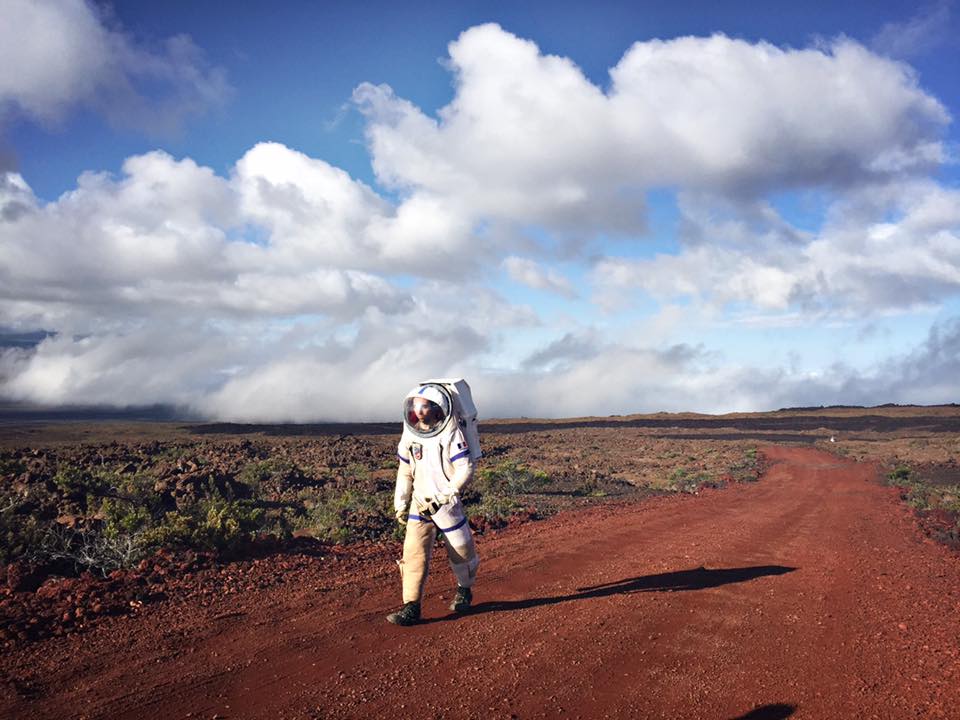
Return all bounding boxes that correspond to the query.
[394,439,414,512]
[446,427,475,494]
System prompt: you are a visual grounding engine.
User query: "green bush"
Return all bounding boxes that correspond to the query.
[301,488,393,544]
[888,465,912,484]
[727,448,760,483]
[0,456,26,478]
[475,461,549,495]
[463,460,546,527]
[193,494,265,551]
[238,457,306,497]
[884,463,960,517]
[668,468,707,494]
[575,474,605,497]
[464,493,524,526]
[52,464,104,497]
[138,511,193,549]
[1,506,45,565]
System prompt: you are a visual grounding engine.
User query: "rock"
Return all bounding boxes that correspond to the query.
[6,562,45,593]
[55,513,81,527]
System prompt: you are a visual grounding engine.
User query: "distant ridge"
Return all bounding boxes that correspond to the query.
[0,402,197,423]
[776,403,960,411]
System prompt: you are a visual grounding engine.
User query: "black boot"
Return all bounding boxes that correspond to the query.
[386,601,421,626]
[450,586,472,613]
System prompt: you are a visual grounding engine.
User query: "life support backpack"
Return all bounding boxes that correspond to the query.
[421,377,482,460]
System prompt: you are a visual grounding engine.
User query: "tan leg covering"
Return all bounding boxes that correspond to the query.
[443,528,479,588]
[401,518,436,603]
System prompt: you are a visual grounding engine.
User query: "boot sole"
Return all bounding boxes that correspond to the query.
[387,613,420,626]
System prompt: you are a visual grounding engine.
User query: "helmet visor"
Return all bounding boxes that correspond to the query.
[403,389,449,437]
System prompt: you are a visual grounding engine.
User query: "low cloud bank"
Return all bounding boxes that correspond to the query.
[3,316,957,421]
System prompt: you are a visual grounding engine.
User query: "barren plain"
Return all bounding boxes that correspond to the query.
[2,406,959,719]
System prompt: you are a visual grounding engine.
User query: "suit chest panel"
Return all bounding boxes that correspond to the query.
[408,440,448,478]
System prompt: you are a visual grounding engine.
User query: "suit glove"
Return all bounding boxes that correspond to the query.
[422,491,457,516]
[395,509,408,526]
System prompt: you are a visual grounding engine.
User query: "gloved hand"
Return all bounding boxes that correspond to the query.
[395,509,409,526]
[421,491,457,516]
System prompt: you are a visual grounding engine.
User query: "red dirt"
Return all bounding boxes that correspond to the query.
[2,445,959,719]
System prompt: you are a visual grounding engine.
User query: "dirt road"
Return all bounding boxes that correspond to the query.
[3,446,959,719]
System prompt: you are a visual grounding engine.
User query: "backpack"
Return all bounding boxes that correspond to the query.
[421,377,482,460]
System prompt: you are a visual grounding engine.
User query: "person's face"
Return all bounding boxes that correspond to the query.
[413,399,437,425]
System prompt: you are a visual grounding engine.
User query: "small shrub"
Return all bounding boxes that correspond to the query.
[575,475,606,497]
[195,494,265,551]
[1,505,46,566]
[930,521,960,549]
[727,448,760,483]
[52,465,102,497]
[888,465,912,484]
[465,493,524,530]
[669,468,708,494]
[138,511,193,549]
[649,467,714,494]
[239,458,296,497]
[475,461,549,496]
[0,456,26,478]
[343,463,371,482]
[33,525,149,575]
[302,488,393,544]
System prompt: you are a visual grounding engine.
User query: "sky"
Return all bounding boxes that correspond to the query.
[1,0,959,421]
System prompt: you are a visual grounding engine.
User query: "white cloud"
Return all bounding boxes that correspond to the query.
[872,2,953,59]
[0,145,453,331]
[0,283,532,420]
[355,23,948,254]
[502,256,577,298]
[2,23,959,419]
[594,180,960,316]
[0,0,229,134]
[474,317,960,417]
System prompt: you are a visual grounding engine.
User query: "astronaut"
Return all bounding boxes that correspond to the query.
[387,383,479,626]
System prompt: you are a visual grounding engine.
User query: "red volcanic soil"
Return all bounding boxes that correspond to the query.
[2,446,959,719]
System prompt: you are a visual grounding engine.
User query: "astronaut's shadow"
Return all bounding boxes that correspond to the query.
[427,565,795,622]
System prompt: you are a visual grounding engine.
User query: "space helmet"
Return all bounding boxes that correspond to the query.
[403,383,452,438]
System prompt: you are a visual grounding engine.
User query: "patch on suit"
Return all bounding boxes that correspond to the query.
[411,443,422,460]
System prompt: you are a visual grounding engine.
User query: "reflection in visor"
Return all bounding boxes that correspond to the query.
[403,394,449,438]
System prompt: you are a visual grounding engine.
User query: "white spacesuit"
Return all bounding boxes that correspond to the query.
[387,382,480,626]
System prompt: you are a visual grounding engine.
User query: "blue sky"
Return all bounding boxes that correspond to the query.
[12,1,960,200]
[1,0,959,420]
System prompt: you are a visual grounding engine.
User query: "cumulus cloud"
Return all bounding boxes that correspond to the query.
[594,180,960,316]
[355,23,947,253]
[0,144,469,332]
[0,135,536,415]
[0,0,229,134]
[2,23,958,419]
